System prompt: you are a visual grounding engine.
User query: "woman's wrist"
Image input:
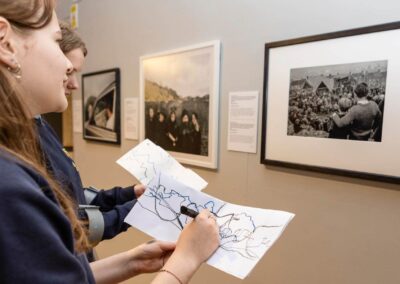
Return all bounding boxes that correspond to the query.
[125,247,142,277]
[90,249,140,284]
[161,250,201,284]
[159,269,183,284]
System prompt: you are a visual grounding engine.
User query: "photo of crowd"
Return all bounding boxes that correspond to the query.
[287,60,387,142]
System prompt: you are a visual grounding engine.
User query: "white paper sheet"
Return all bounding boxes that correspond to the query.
[116,139,207,191]
[72,100,83,133]
[124,98,139,140]
[124,171,295,279]
[227,91,259,153]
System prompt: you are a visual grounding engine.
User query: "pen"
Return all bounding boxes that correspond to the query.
[180,206,240,221]
[180,206,199,218]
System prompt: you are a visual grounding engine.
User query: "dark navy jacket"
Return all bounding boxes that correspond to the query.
[35,118,137,241]
[0,152,95,283]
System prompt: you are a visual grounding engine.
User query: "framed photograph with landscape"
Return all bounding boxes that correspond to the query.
[261,21,400,183]
[82,68,121,144]
[140,41,221,169]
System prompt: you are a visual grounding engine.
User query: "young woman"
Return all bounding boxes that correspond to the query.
[36,22,147,261]
[0,1,219,283]
[38,23,183,266]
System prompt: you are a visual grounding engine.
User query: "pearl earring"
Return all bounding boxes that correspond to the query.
[7,60,22,80]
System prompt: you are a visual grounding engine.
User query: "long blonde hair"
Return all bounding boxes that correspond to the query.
[0,0,89,252]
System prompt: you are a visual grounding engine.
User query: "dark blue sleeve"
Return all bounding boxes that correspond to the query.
[101,200,137,240]
[89,185,136,211]
[0,163,93,283]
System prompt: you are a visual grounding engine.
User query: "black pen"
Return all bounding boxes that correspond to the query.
[180,205,240,220]
[180,206,199,218]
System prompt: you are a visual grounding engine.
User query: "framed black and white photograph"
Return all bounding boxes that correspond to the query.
[140,41,221,169]
[82,68,121,144]
[261,22,400,183]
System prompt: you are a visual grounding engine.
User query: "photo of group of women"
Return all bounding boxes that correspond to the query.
[142,46,214,157]
[287,60,387,142]
[145,99,208,156]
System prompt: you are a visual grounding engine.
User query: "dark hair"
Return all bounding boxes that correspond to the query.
[181,109,189,119]
[103,93,114,109]
[158,111,166,119]
[0,0,89,252]
[85,96,96,120]
[354,82,369,98]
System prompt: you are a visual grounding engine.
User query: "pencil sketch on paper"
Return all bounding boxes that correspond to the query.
[124,171,295,279]
[116,139,207,190]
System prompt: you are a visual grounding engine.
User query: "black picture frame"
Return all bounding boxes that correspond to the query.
[82,68,121,145]
[261,21,400,184]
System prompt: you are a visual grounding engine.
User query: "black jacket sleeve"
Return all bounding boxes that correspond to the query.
[0,162,94,283]
[89,186,136,211]
[101,200,137,240]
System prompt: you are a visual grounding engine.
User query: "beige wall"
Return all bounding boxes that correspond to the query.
[59,0,400,283]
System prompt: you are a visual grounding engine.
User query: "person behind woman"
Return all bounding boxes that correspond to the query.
[37,21,146,261]
[332,82,382,141]
[0,1,219,283]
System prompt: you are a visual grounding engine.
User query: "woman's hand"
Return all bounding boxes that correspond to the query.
[90,240,175,284]
[128,240,176,274]
[175,209,220,265]
[133,184,146,198]
[152,210,220,284]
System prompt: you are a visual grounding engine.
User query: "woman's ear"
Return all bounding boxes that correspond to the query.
[0,16,19,70]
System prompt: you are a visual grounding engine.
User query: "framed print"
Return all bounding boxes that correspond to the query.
[140,41,221,169]
[261,22,400,183]
[82,68,121,144]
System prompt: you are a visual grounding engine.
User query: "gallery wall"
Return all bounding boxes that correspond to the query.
[57,1,400,283]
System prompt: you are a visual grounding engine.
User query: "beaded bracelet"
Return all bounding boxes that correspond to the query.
[159,269,183,284]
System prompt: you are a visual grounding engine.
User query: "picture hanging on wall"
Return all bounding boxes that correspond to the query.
[140,40,221,169]
[82,68,121,144]
[261,21,400,183]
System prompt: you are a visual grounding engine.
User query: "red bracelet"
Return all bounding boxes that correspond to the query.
[159,269,183,284]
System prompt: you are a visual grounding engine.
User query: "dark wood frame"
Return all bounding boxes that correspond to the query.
[82,68,121,145]
[261,21,400,184]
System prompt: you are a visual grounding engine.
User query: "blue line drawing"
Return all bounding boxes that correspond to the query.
[117,139,207,190]
[136,172,283,260]
[123,164,295,279]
